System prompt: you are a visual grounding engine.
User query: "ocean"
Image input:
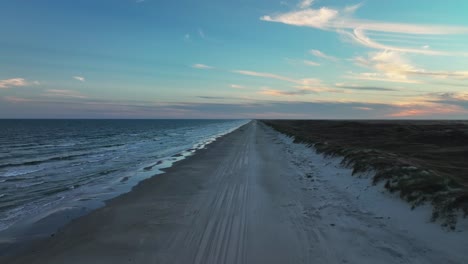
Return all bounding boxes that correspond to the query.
[0,119,248,233]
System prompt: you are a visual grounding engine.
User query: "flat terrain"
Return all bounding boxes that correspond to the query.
[3,121,467,263]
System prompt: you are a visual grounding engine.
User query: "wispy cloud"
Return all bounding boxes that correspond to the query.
[303,60,320,66]
[259,83,342,96]
[3,93,466,119]
[262,3,468,34]
[3,96,34,103]
[261,3,468,56]
[353,106,373,111]
[198,28,205,39]
[298,0,314,9]
[73,76,85,82]
[184,34,191,42]
[309,49,338,61]
[230,84,245,89]
[352,50,468,83]
[388,104,467,117]
[43,89,87,99]
[260,88,314,96]
[338,28,452,56]
[192,64,214,69]
[233,70,298,84]
[425,92,468,109]
[285,58,321,67]
[346,72,422,84]
[335,83,399,91]
[0,78,38,89]
[233,69,326,87]
[197,96,229,100]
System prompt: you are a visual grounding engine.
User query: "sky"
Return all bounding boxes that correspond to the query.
[1,0,468,119]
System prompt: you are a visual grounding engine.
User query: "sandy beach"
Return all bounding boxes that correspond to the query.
[3,121,467,264]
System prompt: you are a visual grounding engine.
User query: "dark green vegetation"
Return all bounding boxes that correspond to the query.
[263,120,468,229]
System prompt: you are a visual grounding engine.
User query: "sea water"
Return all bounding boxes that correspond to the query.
[0,119,248,233]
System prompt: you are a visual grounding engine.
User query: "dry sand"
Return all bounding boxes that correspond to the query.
[3,121,467,263]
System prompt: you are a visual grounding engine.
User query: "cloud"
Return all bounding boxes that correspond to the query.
[335,83,398,91]
[43,89,87,99]
[425,92,468,109]
[339,28,451,56]
[233,70,299,84]
[388,104,467,117]
[303,60,320,66]
[230,84,245,89]
[261,3,468,56]
[192,64,214,69]
[198,28,205,39]
[260,85,342,96]
[262,4,468,34]
[309,49,338,61]
[135,0,145,3]
[343,3,362,14]
[284,58,321,66]
[0,78,38,89]
[73,76,85,82]
[3,94,466,119]
[197,96,229,100]
[262,8,338,29]
[347,72,422,84]
[233,70,325,87]
[260,88,315,96]
[298,0,314,9]
[184,34,191,42]
[3,96,34,103]
[351,50,421,83]
[352,50,468,83]
[353,107,373,111]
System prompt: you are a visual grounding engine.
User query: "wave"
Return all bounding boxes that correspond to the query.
[0,153,89,170]
[15,181,45,188]
[1,168,44,177]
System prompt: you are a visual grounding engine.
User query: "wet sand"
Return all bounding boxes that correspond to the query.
[3,121,467,263]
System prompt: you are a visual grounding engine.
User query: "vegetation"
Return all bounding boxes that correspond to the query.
[263,120,468,229]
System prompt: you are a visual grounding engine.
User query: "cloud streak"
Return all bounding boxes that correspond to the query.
[192,63,214,69]
[233,70,299,84]
[0,78,38,89]
[298,0,314,9]
[261,3,468,56]
[73,76,85,82]
[233,70,327,88]
[43,89,87,99]
[3,94,467,119]
[303,60,320,66]
[230,84,245,89]
[309,49,338,61]
[335,83,399,92]
[352,50,468,83]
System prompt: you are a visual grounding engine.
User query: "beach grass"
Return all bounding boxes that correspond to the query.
[263,120,468,229]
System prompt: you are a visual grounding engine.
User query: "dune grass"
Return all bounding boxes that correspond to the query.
[263,120,468,229]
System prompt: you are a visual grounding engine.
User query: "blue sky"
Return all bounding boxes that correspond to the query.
[1,0,468,118]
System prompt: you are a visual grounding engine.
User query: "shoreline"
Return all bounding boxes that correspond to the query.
[3,121,467,263]
[0,121,250,257]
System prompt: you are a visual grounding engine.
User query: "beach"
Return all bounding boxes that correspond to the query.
[3,120,467,263]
